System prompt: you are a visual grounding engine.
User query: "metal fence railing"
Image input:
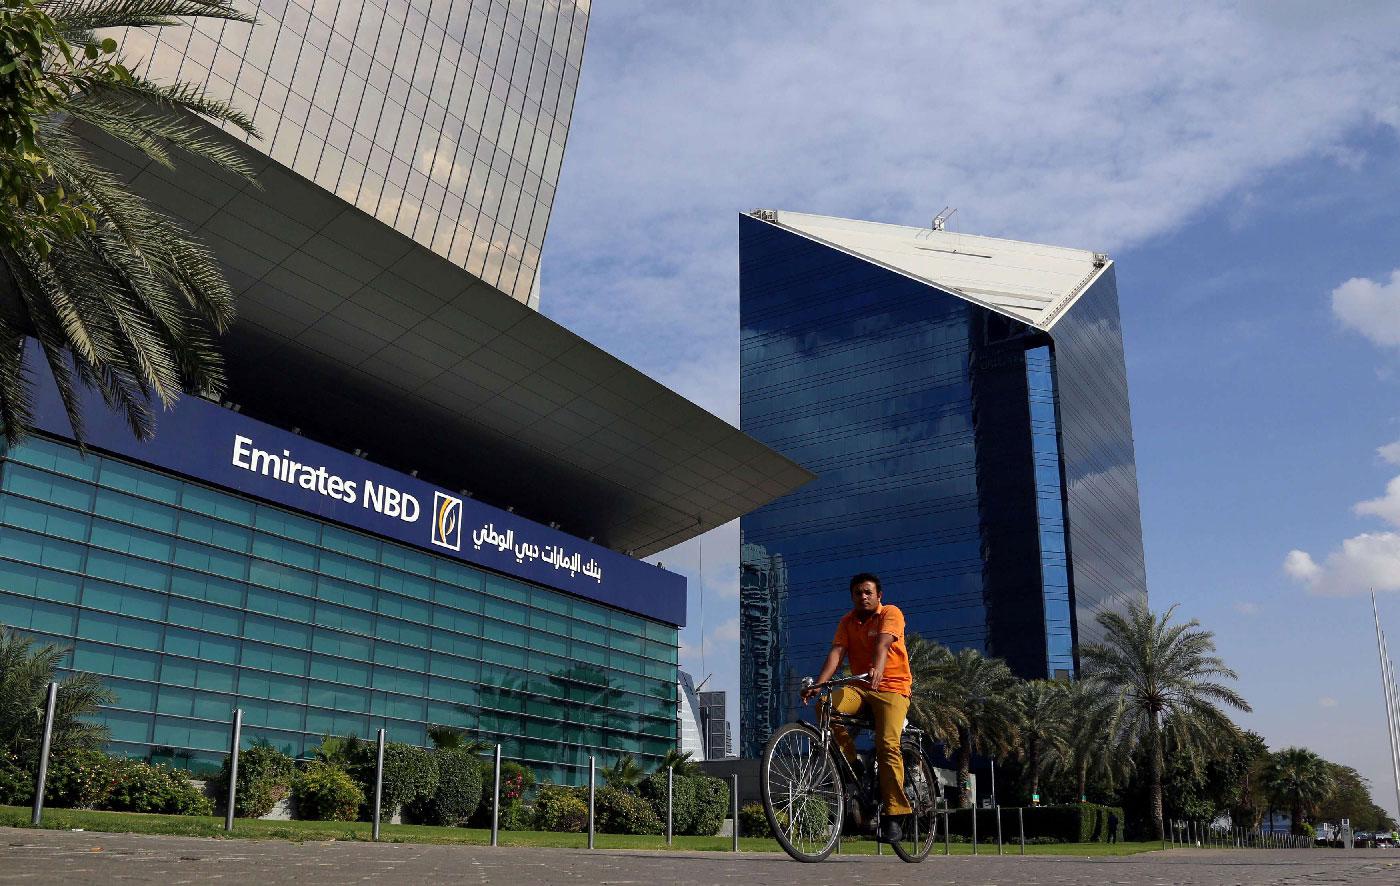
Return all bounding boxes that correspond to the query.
[1168,819,1315,849]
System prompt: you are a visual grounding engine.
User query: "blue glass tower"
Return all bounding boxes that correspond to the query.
[738,211,1147,756]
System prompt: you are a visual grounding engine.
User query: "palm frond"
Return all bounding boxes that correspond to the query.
[42,0,252,42]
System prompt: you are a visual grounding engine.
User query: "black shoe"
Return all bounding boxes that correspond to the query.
[879,817,904,844]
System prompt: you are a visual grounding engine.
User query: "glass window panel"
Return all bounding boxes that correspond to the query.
[98,460,181,503]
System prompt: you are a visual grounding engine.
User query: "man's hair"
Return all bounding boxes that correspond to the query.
[849,572,882,595]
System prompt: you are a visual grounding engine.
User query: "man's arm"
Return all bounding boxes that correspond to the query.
[868,633,896,689]
[802,644,845,703]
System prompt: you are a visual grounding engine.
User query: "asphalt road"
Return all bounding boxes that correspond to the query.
[1,828,1398,885]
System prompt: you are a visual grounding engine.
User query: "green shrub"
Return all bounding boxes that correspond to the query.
[210,743,295,818]
[104,757,211,815]
[45,748,114,809]
[373,743,439,820]
[738,802,777,839]
[292,762,364,821]
[423,749,484,826]
[639,772,726,836]
[594,785,663,835]
[0,750,30,806]
[533,785,588,832]
[499,800,532,831]
[45,750,209,815]
[689,776,729,837]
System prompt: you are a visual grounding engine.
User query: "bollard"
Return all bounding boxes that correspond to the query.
[995,805,1003,855]
[490,744,502,847]
[224,708,242,832]
[588,756,596,849]
[666,767,673,846]
[731,774,739,853]
[1018,806,1025,855]
[971,806,978,855]
[30,682,57,826]
[372,728,386,841]
[944,809,950,855]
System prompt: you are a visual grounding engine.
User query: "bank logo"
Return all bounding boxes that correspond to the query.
[432,491,463,551]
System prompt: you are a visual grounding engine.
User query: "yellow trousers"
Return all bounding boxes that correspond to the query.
[827,686,911,816]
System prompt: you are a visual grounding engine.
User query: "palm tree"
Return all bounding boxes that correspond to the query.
[0,625,114,764]
[926,647,1022,808]
[654,748,701,776]
[1048,677,1127,804]
[1263,747,1335,836]
[1,1,258,442]
[1080,602,1251,840]
[1017,679,1071,806]
[904,633,964,748]
[603,753,644,792]
[427,724,489,755]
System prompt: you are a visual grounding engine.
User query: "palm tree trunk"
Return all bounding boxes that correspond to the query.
[957,726,973,808]
[1148,714,1165,841]
[1078,758,1088,803]
[1029,738,1040,806]
[1291,803,1303,836]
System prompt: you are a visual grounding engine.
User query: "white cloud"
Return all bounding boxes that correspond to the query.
[1319,697,1339,708]
[1379,441,1400,465]
[1356,476,1400,526]
[544,1,1400,412]
[1284,549,1321,582]
[1233,601,1261,616]
[1285,533,1400,596]
[1332,270,1400,348]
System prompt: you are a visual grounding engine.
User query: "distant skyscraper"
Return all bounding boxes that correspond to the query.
[740,539,790,758]
[697,690,729,761]
[120,0,588,307]
[677,671,708,762]
[739,210,1148,742]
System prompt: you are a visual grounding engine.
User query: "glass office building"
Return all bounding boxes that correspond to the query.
[0,433,678,783]
[120,0,590,307]
[4,1,811,784]
[739,211,1147,753]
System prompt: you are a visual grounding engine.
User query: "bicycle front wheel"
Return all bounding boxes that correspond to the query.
[890,750,940,863]
[761,722,844,863]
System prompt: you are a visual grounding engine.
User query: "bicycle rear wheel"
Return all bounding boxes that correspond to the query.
[761,723,844,863]
[890,750,939,863]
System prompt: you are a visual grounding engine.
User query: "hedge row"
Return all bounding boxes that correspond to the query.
[943,803,1125,843]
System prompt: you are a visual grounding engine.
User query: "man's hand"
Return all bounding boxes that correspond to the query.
[866,669,883,690]
[800,685,820,705]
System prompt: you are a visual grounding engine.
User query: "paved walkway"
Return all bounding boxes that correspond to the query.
[1,828,1398,885]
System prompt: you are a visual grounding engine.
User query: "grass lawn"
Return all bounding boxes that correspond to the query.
[0,806,1162,855]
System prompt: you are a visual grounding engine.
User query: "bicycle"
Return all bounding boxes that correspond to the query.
[760,673,941,863]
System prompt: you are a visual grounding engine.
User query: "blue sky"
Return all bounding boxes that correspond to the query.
[540,1,1400,811]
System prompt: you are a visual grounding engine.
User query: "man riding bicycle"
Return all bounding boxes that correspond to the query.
[800,572,912,843]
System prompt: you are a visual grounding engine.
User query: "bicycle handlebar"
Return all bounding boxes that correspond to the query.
[801,672,872,694]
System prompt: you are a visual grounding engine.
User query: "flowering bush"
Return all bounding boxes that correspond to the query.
[44,749,211,815]
[0,750,31,806]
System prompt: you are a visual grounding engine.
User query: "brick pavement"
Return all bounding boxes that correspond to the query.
[1,828,1398,885]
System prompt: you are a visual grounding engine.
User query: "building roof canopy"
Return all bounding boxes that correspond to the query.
[83,129,812,557]
[759,210,1110,331]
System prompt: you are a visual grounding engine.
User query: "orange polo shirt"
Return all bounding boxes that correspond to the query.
[833,603,912,696]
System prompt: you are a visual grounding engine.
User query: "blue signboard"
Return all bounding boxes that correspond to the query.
[26,365,687,626]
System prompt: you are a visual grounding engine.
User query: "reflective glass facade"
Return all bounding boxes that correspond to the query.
[1048,267,1149,649]
[118,0,588,306]
[0,436,677,783]
[738,216,1146,753]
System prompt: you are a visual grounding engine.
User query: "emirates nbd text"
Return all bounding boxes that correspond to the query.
[230,434,420,521]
